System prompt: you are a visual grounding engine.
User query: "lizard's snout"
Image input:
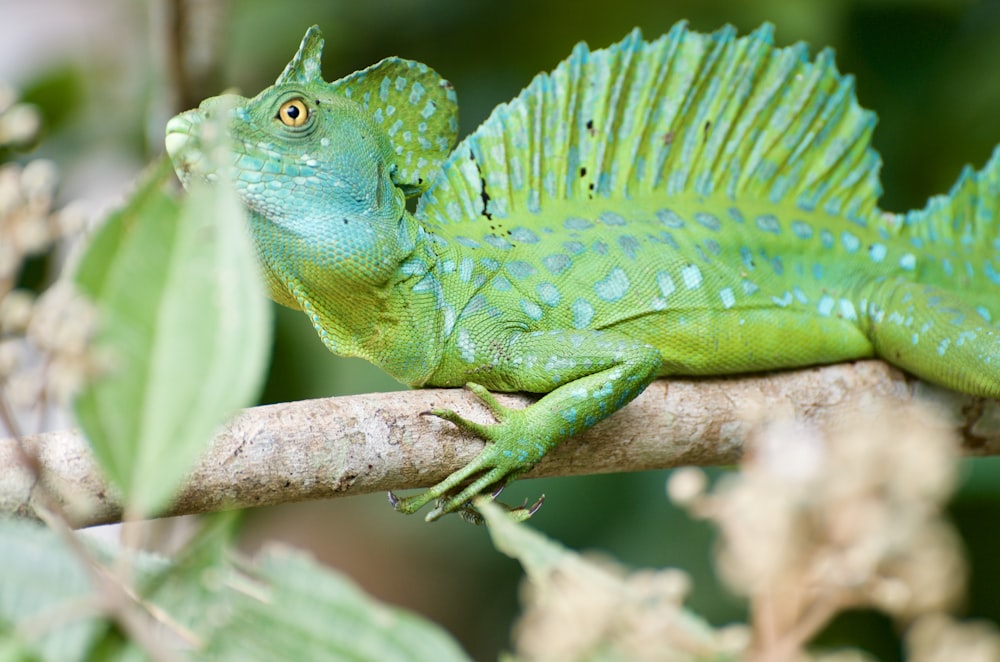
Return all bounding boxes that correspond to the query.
[164,112,196,162]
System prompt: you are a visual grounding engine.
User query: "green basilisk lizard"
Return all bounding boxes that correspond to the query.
[165,23,1000,520]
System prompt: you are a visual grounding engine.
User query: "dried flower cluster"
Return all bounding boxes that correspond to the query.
[512,550,750,661]
[0,85,97,435]
[669,399,1000,661]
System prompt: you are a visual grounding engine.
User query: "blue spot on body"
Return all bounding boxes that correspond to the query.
[728,207,745,224]
[563,241,586,254]
[521,299,543,320]
[839,299,857,320]
[842,231,861,253]
[506,260,537,280]
[771,291,794,307]
[868,243,887,262]
[464,294,486,316]
[537,282,562,306]
[957,331,976,347]
[820,230,834,249]
[412,274,441,296]
[455,236,480,248]
[492,275,512,291]
[656,209,685,228]
[484,234,513,250]
[657,271,676,298]
[564,217,594,231]
[818,295,835,316]
[791,220,813,239]
[694,212,722,231]
[400,258,427,276]
[755,214,781,234]
[740,246,755,270]
[681,264,702,289]
[719,287,735,309]
[618,235,642,260]
[705,239,721,255]
[599,211,627,226]
[899,253,916,271]
[572,298,594,328]
[985,259,1000,284]
[459,257,474,282]
[509,227,540,243]
[543,253,571,274]
[595,267,630,302]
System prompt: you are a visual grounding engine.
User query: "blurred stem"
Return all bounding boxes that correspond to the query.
[162,0,229,112]
[164,0,196,113]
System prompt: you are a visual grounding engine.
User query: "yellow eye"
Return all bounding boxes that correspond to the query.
[277,98,310,127]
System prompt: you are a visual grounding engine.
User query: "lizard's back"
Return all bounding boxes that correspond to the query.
[416,24,1000,394]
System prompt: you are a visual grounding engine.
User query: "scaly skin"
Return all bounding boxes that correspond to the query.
[166,24,1000,521]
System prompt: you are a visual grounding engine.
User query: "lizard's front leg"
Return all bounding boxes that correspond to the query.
[390,329,662,520]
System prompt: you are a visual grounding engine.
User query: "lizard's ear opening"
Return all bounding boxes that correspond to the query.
[276,25,325,85]
[329,58,459,198]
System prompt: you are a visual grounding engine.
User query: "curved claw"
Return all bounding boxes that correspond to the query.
[526,494,545,517]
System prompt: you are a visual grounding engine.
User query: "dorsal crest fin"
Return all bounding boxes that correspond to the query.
[417,23,883,228]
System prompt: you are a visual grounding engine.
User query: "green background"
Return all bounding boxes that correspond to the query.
[8,0,1000,659]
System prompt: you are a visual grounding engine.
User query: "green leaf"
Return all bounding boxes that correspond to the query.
[74,157,272,516]
[201,546,471,662]
[0,519,106,662]
[0,516,469,662]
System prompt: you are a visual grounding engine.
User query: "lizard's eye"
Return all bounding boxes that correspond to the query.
[277,98,310,127]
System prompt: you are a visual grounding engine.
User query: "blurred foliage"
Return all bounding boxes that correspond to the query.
[3,0,1000,660]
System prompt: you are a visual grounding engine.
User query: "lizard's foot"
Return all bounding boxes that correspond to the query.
[388,383,548,521]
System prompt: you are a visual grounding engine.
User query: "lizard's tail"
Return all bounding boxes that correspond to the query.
[894,146,1000,319]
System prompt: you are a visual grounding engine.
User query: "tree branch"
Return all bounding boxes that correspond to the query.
[3,361,999,528]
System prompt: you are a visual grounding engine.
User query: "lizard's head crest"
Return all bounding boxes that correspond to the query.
[275,25,459,197]
[275,26,325,86]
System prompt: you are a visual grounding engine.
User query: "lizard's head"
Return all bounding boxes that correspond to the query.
[165,25,458,226]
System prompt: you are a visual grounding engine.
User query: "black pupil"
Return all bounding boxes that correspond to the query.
[285,103,300,120]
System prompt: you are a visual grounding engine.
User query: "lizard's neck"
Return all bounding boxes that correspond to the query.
[249,207,444,385]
